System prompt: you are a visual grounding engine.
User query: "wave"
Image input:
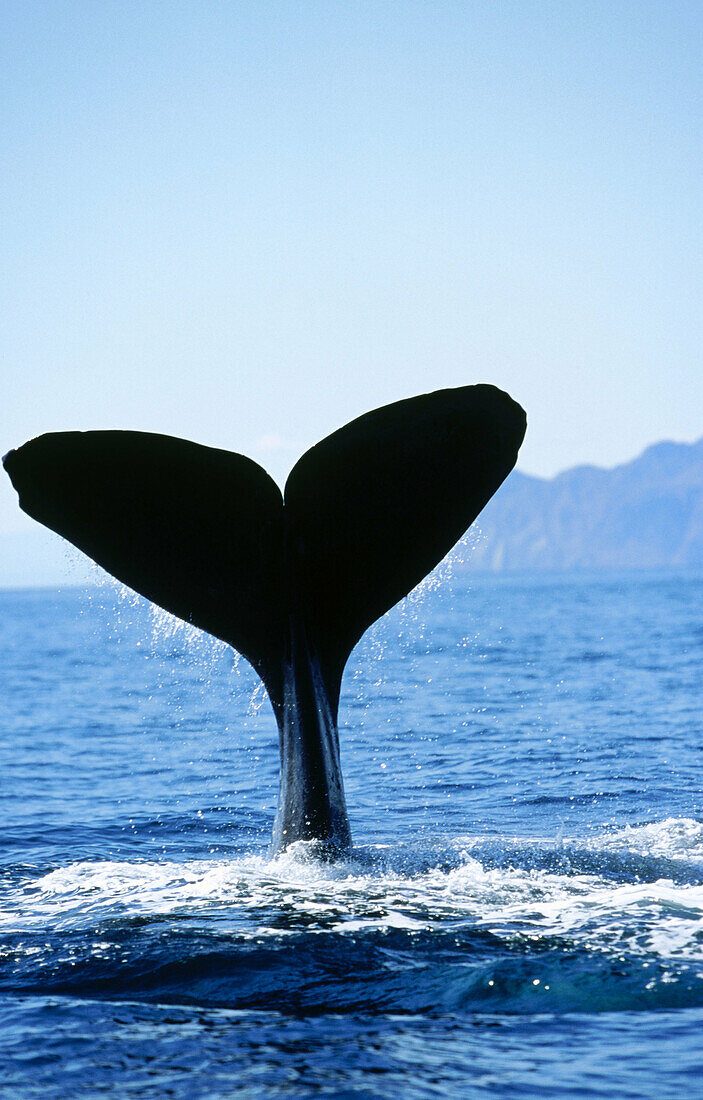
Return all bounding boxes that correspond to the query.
[2,818,703,1015]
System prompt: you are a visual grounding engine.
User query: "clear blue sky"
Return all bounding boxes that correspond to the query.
[2,0,702,539]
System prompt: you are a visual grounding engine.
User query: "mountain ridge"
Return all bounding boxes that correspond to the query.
[467,436,703,572]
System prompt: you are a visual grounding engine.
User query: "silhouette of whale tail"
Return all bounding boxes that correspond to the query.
[3,384,526,852]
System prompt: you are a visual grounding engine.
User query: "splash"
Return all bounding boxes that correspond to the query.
[4,819,703,965]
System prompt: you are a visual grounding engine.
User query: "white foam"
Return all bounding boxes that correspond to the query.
[3,818,703,963]
[595,818,703,860]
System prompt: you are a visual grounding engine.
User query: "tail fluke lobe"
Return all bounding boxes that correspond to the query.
[285,384,526,703]
[3,431,286,705]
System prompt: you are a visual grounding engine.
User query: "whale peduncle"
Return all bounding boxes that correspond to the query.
[271,614,351,855]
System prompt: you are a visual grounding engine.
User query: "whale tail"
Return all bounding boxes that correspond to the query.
[3,384,526,850]
[3,385,525,706]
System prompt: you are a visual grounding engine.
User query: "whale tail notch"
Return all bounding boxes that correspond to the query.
[3,384,526,709]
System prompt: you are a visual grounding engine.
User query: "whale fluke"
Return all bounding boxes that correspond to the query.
[3,431,288,704]
[285,385,526,709]
[3,384,526,853]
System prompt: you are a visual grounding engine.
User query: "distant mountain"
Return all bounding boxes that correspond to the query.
[467,438,703,571]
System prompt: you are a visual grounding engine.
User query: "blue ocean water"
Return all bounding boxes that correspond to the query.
[1,567,703,1098]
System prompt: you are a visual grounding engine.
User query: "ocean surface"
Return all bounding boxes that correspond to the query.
[1,566,703,1097]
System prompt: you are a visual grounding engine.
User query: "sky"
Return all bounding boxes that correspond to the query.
[2,1,702,552]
